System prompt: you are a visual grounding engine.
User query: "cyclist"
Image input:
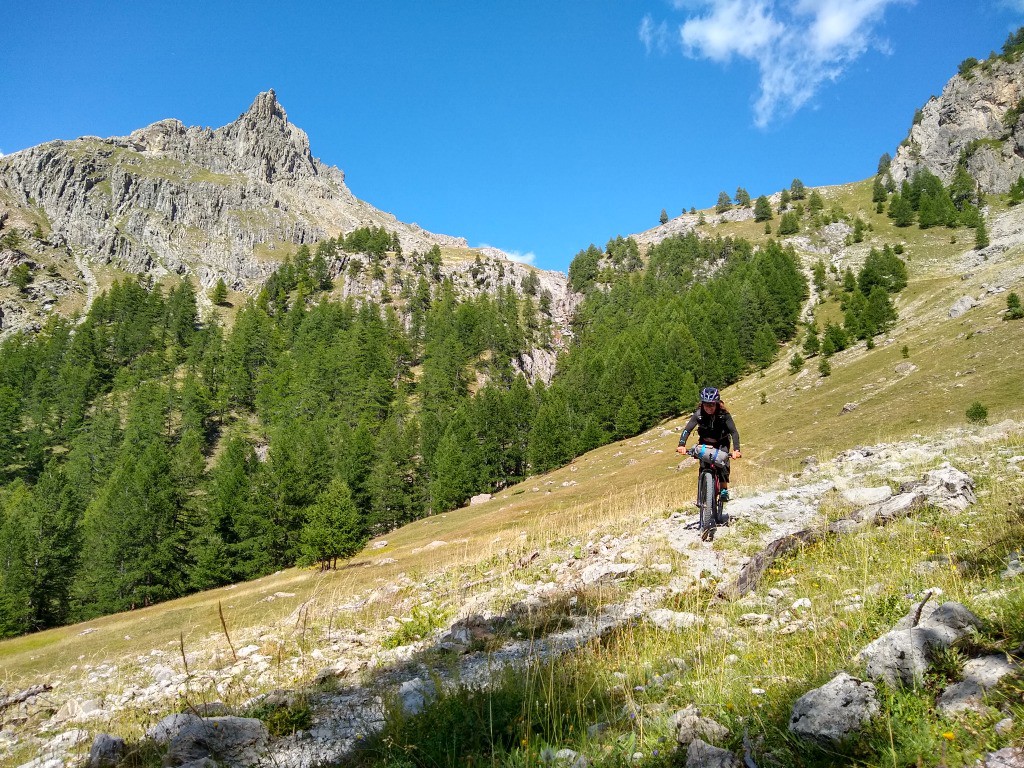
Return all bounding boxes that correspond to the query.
[675,387,742,501]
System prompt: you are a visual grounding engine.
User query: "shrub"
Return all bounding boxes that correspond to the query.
[11,263,32,292]
[966,401,988,424]
[818,357,832,377]
[788,353,804,374]
[1006,292,1024,320]
[901,345,910,358]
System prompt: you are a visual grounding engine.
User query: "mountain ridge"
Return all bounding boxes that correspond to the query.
[0,91,574,340]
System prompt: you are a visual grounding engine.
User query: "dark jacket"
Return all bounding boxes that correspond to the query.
[678,404,740,451]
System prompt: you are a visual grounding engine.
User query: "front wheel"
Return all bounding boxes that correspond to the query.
[699,470,716,534]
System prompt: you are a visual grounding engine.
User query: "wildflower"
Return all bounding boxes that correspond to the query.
[941,732,955,741]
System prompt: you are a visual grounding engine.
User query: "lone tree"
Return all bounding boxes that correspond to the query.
[210,278,229,305]
[1006,291,1024,320]
[715,191,733,213]
[790,178,807,200]
[966,401,988,424]
[300,478,366,570]
[660,209,669,225]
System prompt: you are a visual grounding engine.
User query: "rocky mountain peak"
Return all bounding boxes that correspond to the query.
[223,89,318,183]
[243,89,286,124]
[889,56,1024,192]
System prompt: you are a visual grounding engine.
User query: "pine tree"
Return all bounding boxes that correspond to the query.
[754,195,773,222]
[77,439,185,616]
[790,179,806,200]
[210,278,228,306]
[300,478,365,570]
[735,187,751,207]
[872,175,888,204]
[751,325,778,367]
[778,212,800,235]
[788,353,804,374]
[429,418,475,513]
[864,286,898,336]
[802,328,820,357]
[660,209,669,225]
[888,193,915,227]
[528,392,574,473]
[1006,292,1024,319]
[975,219,989,250]
[614,395,642,439]
[715,191,733,213]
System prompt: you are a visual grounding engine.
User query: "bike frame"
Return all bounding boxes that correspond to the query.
[688,444,727,538]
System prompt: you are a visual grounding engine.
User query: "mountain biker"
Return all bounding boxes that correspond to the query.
[675,387,742,501]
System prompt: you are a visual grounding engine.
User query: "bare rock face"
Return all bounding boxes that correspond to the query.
[890,58,1024,192]
[0,92,578,360]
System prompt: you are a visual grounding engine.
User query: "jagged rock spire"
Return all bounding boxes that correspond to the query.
[242,89,287,124]
[226,89,318,183]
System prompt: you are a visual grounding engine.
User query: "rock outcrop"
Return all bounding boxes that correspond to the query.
[0,91,577,353]
[789,672,879,745]
[890,57,1024,192]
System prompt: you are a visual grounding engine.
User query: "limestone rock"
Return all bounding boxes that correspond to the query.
[646,609,704,631]
[841,486,892,507]
[398,677,436,716]
[789,672,879,745]
[673,711,730,746]
[1002,551,1024,580]
[579,562,638,585]
[146,712,202,744]
[469,493,492,506]
[685,738,742,768]
[978,747,1024,768]
[937,654,1021,714]
[88,733,126,767]
[164,716,268,767]
[950,295,979,318]
[858,602,981,687]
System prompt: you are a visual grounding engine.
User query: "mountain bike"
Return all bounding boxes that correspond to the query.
[687,445,731,541]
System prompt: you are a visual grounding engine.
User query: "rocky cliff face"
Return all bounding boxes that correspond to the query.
[0,91,575,353]
[890,57,1024,191]
[0,91,476,285]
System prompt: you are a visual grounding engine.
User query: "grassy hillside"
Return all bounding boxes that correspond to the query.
[2,180,1023,766]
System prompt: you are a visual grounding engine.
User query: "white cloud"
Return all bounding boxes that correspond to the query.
[477,243,537,265]
[505,250,537,266]
[646,0,909,126]
[640,14,671,54]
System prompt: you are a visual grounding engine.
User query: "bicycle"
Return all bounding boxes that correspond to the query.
[687,444,732,541]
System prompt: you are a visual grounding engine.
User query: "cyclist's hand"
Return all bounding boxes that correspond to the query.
[676,446,687,454]
[731,450,742,459]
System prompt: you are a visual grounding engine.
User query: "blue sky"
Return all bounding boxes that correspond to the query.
[2,1,1023,272]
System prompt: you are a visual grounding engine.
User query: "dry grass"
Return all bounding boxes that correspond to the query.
[2,182,1022,740]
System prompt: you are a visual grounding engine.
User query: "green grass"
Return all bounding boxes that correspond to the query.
[1,177,1023,765]
[352,445,1024,767]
